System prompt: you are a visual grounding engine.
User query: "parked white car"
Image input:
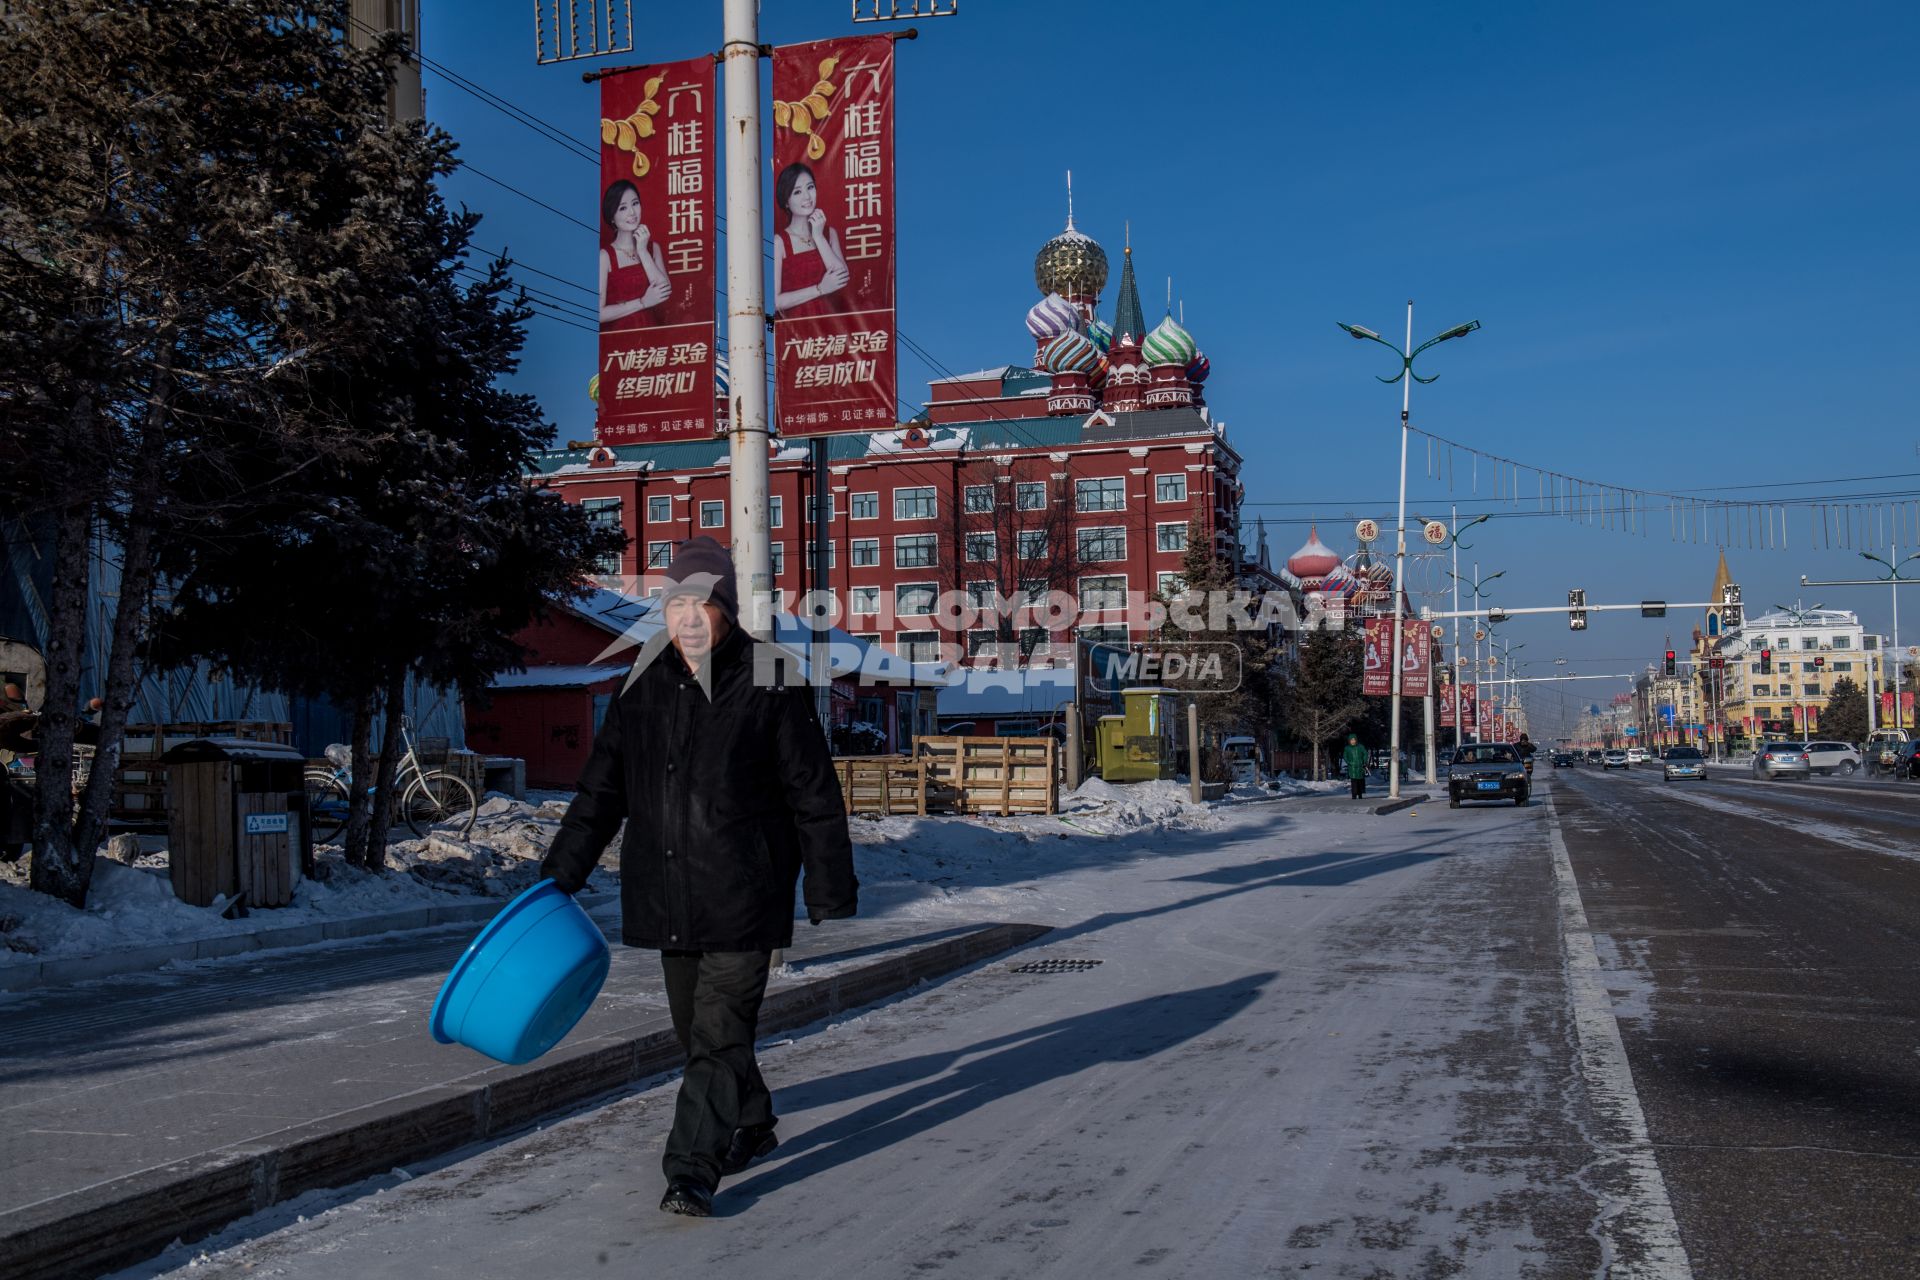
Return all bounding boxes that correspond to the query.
[1221,736,1261,786]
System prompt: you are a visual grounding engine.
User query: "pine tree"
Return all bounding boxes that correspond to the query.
[0,0,424,904]
[1279,630,1367,781]
[1161,522,1280,779]
[1820,677,1868,744]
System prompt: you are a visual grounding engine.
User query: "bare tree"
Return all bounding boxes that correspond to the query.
[950,456,1086,666]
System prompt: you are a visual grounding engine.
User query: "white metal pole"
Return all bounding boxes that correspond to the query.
[723,0,771,641]
[1472,562,1482,745]
[1451,506,1463,748]
[1387,301,1413,798]
[1894,544,1904,732]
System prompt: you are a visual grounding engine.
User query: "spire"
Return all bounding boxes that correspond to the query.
[1111,241,1146,345]
[1065,169,1074,231]
[1711,549,1732,598]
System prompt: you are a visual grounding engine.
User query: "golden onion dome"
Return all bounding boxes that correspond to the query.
[1033,219,1108,299]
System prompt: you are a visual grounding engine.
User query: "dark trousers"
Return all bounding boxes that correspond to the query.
[661,948,775,1189]
[1349,774,1365,799]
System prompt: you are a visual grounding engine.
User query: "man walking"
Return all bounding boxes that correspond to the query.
[1342,733,1369,800]
[541,536,858,1218]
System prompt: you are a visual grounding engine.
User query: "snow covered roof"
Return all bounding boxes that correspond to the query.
[489,664,629,691]
[936,668,1076,719]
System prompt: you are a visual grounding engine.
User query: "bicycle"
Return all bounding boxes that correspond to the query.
[303,716,478,844]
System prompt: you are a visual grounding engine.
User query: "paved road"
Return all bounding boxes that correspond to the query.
[1553,765,1920,1277]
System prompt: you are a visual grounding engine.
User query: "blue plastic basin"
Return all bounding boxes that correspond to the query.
[429,879,611,1065]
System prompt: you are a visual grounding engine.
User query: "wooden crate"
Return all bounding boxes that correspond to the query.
[833,755,928,816]
[917,736,1058,816]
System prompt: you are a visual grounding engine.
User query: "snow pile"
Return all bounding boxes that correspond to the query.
[1057,778,1223,836]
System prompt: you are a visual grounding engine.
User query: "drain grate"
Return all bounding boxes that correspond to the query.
[1010,958,1105,974]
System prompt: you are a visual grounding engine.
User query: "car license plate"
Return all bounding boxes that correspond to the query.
[1476,781,1501,791]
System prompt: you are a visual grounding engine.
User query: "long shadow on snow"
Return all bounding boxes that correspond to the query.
[723,972,1273,1211]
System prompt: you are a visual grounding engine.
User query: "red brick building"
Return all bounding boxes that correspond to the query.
[529,222,1249,669]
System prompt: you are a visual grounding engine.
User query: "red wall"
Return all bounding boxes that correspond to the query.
[466,685,613,790]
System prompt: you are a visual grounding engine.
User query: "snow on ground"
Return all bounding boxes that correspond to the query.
[0,777,1289,969]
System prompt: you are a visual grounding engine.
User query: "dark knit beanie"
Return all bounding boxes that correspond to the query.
[659,535,739,623]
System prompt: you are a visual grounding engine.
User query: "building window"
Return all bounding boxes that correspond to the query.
[647,495,672,523]
[1833,661,1853,672]
[1020,627,1050,659]
[1016,529,1049,560]
[1156,522,1189,552]
[1079,574,1127,612]
[1155,474,1187,503]
[850,585,880,615]
[852,633,881,647]
[1078,623,1129,645]
[1158,571,1186,597]
[581,498,623,574]
[1803,683,1820,696]
[967,630,1003,657]
[1016,481,1047,511]
[770,542,785,576]
[895,534,938,569]
[1754,706,1772,722]
[1801,637,1819,650]
[894,486,937,520]
[851,537,880,567]
[1752,684,1771,698]
[699,500,724,528]
[1833,636,1852,649]
[966,580,998,611]
[965,531,997,562]
[1078,526,1126,562]
[895,582,938,616]
[1075,477,1125,512]
[645,540,673,569]
[896,630,942,665]
[770,495,783,528]
[964,485,994,514]
[806,493,835,524]
[852,491,879,520]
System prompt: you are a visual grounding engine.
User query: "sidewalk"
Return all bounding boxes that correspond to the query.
[0,905,1047,1280]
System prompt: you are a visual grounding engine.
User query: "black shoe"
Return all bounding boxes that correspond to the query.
[721,1126,779,1176]
[660,1178,713,1217]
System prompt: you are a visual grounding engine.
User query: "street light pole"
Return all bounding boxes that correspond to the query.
[1339,307,1480,798]
[722,0,772,639]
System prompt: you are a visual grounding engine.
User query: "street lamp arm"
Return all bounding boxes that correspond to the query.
[1410,368,1441,385]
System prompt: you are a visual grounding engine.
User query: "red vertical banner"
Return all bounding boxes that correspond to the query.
[1459,683,1477,727]
[770,36,897,437]
[1362,617,1392,696]
[596,58,717,444]
[1398,626,1431,698]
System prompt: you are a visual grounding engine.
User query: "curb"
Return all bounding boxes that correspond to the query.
[0,920,1050,1280]
[1371,793,1430,815]
[0,891,614,994]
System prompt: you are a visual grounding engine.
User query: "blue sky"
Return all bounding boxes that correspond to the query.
[425,1,1920,736]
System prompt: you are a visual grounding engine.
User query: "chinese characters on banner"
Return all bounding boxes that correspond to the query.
[1361,618,1429,697]
[1439,681,1479,728]
[770,36,897,437]
[597,58,716,444]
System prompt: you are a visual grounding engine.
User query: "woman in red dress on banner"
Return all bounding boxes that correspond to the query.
[599,179,672,325]
[772,163,848,319]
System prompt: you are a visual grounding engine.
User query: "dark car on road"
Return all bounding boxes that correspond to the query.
[1448,743,1529,808]
[1551,751,1575,768]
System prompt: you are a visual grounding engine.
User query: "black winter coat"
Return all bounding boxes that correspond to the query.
[540,628,857,950]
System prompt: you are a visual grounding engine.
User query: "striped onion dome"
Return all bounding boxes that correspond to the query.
[715,354,730,395]
[1088,354,1110,388]
[1039,329,1100,376]
[1025,291,1083,341]
[1184,352,1210,384]
[1141,314,1198,367]
[1086,317,1114,352]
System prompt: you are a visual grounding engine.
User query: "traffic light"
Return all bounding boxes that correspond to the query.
[1568,588,1587,631]
[1722,583,1743,631]
[1665,650,1677,677]
[1814,655,1825,669]
[1760,648,1772,674]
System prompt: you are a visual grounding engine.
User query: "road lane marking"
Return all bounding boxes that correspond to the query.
[1545,791,1695,1279]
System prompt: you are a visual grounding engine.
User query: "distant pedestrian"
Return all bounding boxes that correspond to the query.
[541,535,858,1219]
[1343,734,1369,800]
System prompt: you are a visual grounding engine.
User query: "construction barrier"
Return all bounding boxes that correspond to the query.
[917,735,1058,816]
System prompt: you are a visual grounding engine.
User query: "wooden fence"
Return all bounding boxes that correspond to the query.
[833,755,929,816]
[115,722,294,825]
[917,735,1058,816]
